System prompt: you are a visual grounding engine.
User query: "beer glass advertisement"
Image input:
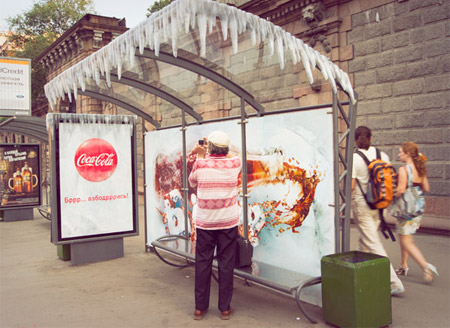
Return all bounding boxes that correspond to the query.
[56,121,136,241]
[145,107,335,278]
[0,144,40,209]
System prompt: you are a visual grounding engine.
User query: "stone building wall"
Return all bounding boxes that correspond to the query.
[240,0,449,230]
[345,0,449,229]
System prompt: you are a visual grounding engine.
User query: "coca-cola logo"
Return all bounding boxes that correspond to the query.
[74,138,118,182]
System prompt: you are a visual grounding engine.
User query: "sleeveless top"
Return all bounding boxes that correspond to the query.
[405,165,425,215]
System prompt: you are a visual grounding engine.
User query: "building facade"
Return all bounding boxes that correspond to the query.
[2,0,448,230]
[237,0,449,230]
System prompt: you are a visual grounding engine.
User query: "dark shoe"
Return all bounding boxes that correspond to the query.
[193,309,206,320]
[221,309,232,320]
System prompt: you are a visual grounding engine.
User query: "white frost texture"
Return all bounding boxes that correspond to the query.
[44,0,355,109]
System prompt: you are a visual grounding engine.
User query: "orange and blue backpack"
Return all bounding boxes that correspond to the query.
[355,148,398,241]
[355,148,398,210]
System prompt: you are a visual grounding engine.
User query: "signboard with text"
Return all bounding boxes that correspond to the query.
[0,57,31,116]
[50,114,138,243]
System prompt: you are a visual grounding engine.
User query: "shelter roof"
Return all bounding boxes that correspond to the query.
[44,0,355,126]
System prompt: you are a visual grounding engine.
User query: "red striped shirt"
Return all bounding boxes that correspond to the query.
[188,155,241,230]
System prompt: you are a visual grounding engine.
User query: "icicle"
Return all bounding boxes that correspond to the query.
[184,3,191,33]
[190,0,197,30]
[162,7,169,43]
[146,19,155,50]
[229,15,238,54]
[198,13,207,57]
[220,14,228,41]
[138,25,145,54]
[171,13,178,57]
[250,29,256,46]
[73,81,78,99]
[315,55,329,81]
[267,30,274,56]
[297,40,314,84]
[154,29,161,56]
[275,31,284,70]
[207,9,216,34]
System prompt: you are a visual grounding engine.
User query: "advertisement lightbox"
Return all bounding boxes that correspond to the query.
[145,107,335,276]
[49,114,138,243]
[0,144,41,209]
[0,57,31,116]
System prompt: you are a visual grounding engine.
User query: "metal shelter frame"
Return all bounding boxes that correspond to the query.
[0,116,48,144]
[64,47,357,253]
[60,50,356,323]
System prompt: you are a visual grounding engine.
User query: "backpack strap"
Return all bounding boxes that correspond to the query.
[375,148,381,160]
[354,150,370,198]
[355,150,370,165]
[378,209,396,242]
[405,164,413,188]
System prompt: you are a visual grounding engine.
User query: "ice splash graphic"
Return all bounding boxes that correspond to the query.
[153,147,322,246]
[44,0,355,109]
[244,149,321,238]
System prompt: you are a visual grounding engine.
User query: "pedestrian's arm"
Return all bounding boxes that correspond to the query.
[421,175,430,193]
[396,166,407,196]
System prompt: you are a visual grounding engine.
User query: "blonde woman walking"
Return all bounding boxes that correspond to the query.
[395,141,438,283]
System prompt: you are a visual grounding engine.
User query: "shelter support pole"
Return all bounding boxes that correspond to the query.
[332,91,358,253]
[239,98,249,239]
[181,110,190,243]
[332,95,341,252]
[342,95,358,252]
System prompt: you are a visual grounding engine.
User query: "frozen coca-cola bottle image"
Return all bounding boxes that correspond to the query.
[21,162,32,193]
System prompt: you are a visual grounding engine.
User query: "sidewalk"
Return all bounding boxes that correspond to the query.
[0,207,449,328]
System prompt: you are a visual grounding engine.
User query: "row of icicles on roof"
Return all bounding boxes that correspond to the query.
[44,0,355,110]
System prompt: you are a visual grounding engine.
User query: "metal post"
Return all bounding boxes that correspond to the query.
[342,94,358,252]
[181,110,189,242]
[239,98,249,239]
[332,93,341,253]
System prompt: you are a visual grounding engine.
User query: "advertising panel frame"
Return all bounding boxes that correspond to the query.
[145,105,336,282]
[0,56,32,116]
[0,143,41,210]
[48,114,139,245]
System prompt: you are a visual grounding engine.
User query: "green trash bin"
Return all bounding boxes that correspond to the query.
[321,251,391,328]
[57,244,71,261]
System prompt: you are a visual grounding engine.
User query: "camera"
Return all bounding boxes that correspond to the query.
[198,139,205,146]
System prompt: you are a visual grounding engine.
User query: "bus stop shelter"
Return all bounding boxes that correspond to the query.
[44,0,358,322]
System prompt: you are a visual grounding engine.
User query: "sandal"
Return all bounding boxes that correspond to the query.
[423,263,438,283]
[396,266,409,276]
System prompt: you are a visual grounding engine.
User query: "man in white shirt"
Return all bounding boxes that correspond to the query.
[352,126,405,295]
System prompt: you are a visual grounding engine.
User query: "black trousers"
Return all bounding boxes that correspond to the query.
[195,226,237,312]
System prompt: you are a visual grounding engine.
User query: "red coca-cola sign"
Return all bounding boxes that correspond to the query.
[74,138,118,182]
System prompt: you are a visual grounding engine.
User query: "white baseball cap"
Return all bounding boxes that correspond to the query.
[208,130,230,147]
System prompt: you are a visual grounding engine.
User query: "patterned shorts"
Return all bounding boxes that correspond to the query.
[396,215,422,235]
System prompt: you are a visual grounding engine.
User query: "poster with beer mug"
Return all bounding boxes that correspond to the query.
[0,144,40,209]
[49,114,138,242]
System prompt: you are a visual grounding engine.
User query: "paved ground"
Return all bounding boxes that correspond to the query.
[0,206,449,328]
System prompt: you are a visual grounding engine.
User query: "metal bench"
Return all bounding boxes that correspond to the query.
[150,235,321,324]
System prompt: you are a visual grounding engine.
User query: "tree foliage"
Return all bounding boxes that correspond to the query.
[147,0,174,16]
[6,0,95,107]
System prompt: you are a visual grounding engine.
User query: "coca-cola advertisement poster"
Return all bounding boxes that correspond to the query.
[145,108,334,288]
[0,144,40,209]
[56,120,136,241]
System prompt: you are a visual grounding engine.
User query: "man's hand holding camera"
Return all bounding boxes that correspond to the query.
[192,138,207,159]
